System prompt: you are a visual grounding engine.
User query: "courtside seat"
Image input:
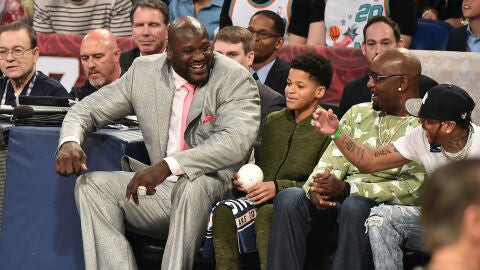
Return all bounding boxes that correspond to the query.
[126,230,215,270]
[410,19,453,50]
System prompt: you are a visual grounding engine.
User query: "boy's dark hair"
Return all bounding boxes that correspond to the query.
[290,52,333,89]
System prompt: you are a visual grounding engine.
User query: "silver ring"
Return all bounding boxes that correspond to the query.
[137,186,147,196]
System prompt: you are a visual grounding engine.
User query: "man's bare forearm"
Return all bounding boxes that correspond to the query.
[335,130,370,171]
[333,130,408,173]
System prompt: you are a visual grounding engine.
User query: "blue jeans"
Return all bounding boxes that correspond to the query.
[366,205,430,270]
[266,187,377,270]
[331,195,378,270]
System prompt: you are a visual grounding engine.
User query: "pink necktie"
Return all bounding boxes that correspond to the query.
[180,82,196,151]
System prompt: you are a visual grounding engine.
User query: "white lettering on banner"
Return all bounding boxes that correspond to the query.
[37,56,80,92]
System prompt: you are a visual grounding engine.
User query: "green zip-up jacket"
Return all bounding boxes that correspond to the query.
[257,108,331,190]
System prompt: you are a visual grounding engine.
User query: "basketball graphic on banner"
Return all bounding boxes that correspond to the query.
[329,25,341,42]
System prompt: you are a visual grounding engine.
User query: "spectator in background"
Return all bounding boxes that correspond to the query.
[168,0,222,39]
[0,22,67,106]
[267,48,427,270]
[70,29,122,101]
[213,26,285,158]
[33,0,132,36]
[248,10,290,96]
[219,0,313,45]
[0,0,32,25]
[446,0,480,52]
[422,159,480,270]
[211,52,332,270]
[306,0,417,48]
[120,0,169,71]
[420,0,464,28]
[338,16,438,118]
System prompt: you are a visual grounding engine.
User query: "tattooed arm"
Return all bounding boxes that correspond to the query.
[312,108,411,173]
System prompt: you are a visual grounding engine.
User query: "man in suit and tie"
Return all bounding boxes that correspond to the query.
[55,16,260,270]
[213,25,285,158]
[248,10,290,96]
[120,0,170,71]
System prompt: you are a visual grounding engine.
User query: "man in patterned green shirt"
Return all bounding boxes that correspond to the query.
[267,48,427,270]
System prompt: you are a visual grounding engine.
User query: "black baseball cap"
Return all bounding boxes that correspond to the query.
[405,84,475,122]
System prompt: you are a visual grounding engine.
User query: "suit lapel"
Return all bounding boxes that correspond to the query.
[153,62,175,156]
[264,57,279,86]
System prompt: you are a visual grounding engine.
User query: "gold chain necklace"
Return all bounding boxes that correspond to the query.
[377,113,412,146]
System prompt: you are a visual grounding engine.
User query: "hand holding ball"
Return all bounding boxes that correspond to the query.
[237,164,264,189]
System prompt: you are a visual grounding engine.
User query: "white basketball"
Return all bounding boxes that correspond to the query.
[237,164,264,188]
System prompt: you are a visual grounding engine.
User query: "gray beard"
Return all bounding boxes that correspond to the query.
[89,77,106,89]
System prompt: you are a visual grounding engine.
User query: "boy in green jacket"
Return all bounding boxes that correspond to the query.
[212,52,333,270]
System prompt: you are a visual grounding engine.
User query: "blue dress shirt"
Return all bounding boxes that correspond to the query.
[169,0,223,40]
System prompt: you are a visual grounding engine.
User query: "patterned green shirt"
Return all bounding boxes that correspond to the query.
[303,102,427,205]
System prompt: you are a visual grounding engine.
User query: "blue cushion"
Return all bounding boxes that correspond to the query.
[411,19,454,50]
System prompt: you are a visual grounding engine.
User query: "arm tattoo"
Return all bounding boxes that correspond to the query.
[374,145,396,157]
[343,137,366,162]
[344,137,356,152]
[374,148,392,157]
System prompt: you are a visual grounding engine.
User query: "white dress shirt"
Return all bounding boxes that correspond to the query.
[163,70,191,182]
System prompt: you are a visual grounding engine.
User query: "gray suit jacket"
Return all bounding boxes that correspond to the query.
[60,52,261,182]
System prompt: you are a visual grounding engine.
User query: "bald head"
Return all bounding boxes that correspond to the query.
[166,16,214,85]
[368,48,422,116]
[371,48,421,99]
[80,29,122,89]
[167,16,208,45]
[373,48,421,79]
[82,29,119,51]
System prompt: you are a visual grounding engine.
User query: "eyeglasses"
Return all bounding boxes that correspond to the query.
[0,47,34,60]
[248,29,282,40]
[368,72,405,83]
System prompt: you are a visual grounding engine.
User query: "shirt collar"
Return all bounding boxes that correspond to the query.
[467,25,480,40]
[172,69,188,91]
[250,58,276,84]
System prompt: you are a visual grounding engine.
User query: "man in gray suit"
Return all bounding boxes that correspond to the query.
[55,16,260,270]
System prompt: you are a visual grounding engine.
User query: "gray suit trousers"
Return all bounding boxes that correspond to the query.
[75,171,225,270]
